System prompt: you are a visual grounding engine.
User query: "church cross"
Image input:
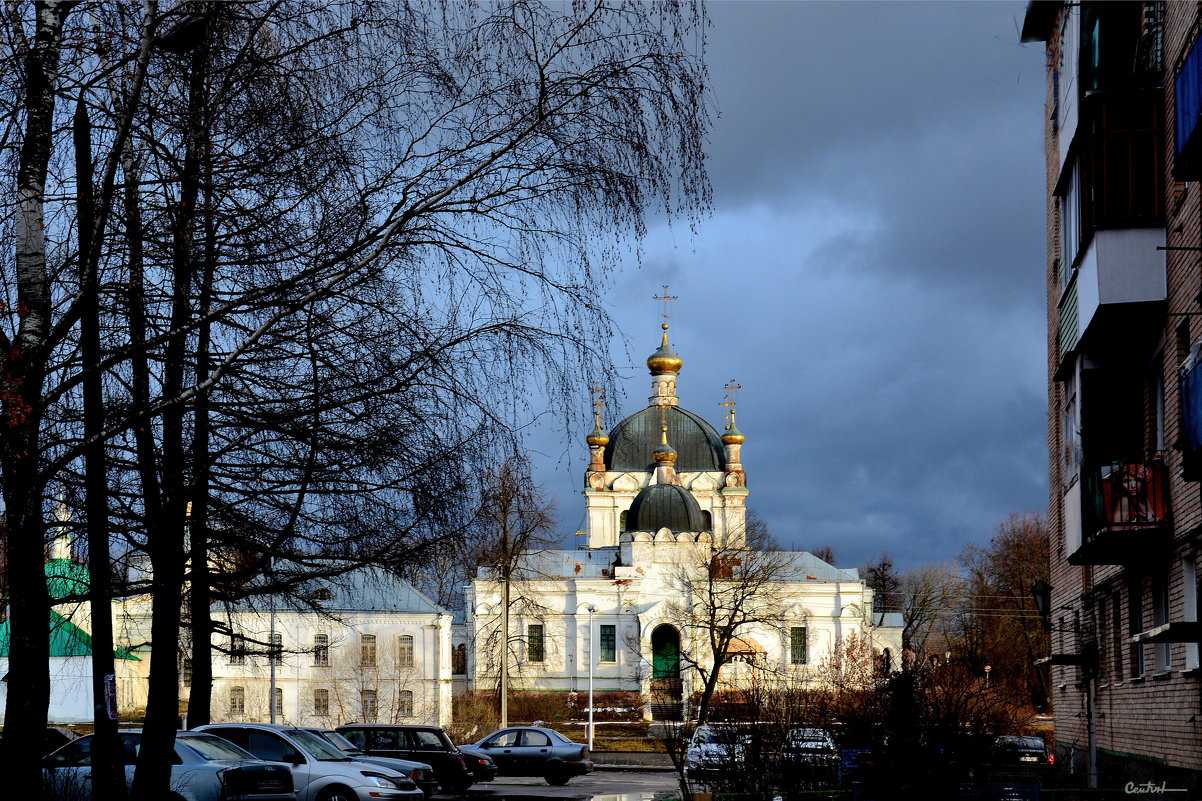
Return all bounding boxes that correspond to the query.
[590,382,606,426]
[720,379,741,427]
[652,285,678,327]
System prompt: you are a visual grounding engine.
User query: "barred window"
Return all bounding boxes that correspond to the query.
[398,690,414,718]
[314,634,329,667]
[229,635,246,666]
[790,627,808,665]
[362,690,377,722]
[229,686,245,717]
[397,635,414,668]
[273,687,284,720]
[314,688,329,717]
[527,624,545,662]
[270,633,283,666]
[361,634,377,667]
[599,624,616,663]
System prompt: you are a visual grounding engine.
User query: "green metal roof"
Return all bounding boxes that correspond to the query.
[46,558,90,601]
[605,405,727,473]
[0,610,139,660]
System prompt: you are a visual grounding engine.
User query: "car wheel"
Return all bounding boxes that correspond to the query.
[545,772,571,786]
[317,786,357,801]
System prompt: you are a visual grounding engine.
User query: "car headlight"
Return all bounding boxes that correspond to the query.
[362,773,401,789]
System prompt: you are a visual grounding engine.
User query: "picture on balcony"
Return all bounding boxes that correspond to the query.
[1103,463,1164,526]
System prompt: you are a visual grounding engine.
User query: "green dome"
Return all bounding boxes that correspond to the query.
[625,483,708,533]
[605,406,727,472]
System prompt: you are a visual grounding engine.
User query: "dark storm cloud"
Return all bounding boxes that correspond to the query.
[707,2,1045,303]
[532,2,1049,572]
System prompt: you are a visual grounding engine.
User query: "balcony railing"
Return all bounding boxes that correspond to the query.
[1071,459,1169,565]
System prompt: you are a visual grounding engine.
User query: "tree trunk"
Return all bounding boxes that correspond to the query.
[0,5,69,796]
[76,94,126,801]
[133,13,207,796]
[187,111,217,729]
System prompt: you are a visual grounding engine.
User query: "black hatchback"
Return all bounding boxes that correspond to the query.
[336,724,474,793]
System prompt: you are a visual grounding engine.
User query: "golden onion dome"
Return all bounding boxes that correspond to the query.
[646,324,683,374]
[587,421,609,447]
[722,412,745,445]
[652,424,678,463]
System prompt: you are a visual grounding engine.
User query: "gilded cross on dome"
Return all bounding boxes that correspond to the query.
[653,285,678,328]
[721,379,741,428]
[590,382,606,427]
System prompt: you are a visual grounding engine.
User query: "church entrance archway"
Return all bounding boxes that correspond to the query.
[650,625,683,721]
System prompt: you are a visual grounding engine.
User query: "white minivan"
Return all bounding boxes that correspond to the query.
[197,723,422,801]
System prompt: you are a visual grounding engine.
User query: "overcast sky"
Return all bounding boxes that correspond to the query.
[531,1,1048,572]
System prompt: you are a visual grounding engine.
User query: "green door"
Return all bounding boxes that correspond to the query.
[651,625,680,678]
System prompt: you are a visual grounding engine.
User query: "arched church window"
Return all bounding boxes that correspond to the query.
[702,510,712,531]
[620,510,628,531]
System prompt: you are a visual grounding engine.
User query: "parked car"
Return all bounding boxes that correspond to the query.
[300,728,438,796]
[777,726,840,788]
[468,726,592,786]
[783,727,838,764]
[197,723,422,801]
[456,746,498,784]
[335,724,475,793]
[993,735,1053,766]
[43,729,295,801]
[44,727,79,757]
[683,724,746,785]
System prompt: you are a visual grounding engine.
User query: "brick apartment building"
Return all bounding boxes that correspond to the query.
[1023,1,1202,787]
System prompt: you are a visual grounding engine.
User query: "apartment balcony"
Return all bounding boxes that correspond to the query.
[1057,87,1165,358]
[1059,228,1165,360]
[1069,459,1170,565]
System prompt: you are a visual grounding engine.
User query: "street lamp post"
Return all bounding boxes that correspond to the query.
[572,602,596,751]
[587,605,595,752]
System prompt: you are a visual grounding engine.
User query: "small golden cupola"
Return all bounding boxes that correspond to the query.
[647,323,683,375]
[586,383,609,480]
[647,323,682,408]
[722,410,744,445]
[721,379,746,488]
[652,416,679,485]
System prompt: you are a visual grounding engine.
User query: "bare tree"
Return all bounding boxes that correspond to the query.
[664,524,792,725]
[955,513,1051,709]
[898,562,961,655]
[469,454,559,726]
[862,551,900,613]
[1,3,710,796]
[810,544,836,565]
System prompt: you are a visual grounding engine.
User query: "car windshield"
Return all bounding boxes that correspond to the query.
[181,733,257,761]
[790,729,831,743]
[317,730,361,753]
[693,727,735,744]
[286,729,351,761]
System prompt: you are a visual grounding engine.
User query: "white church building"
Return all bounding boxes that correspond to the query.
[460,321,902,718]
[25,317,901,728]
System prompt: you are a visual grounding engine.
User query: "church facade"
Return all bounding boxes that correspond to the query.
[461,322,902,717]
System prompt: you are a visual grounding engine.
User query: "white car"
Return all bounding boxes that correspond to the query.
[683,724,747,784]
[196,723,422,801]
[43,729,295,801]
